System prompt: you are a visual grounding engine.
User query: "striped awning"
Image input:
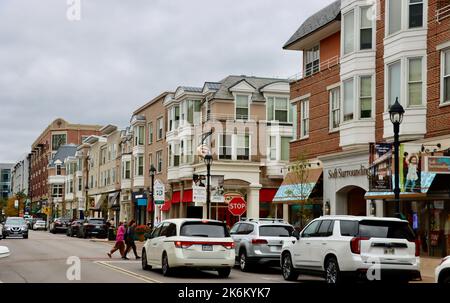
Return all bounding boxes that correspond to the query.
[273,169,322,204]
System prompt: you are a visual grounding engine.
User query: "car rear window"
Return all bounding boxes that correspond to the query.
[359,220,415,241]
[340,220,359,236]
[259,226,293,237]
[180,222,229,238]
[88,219,104,224]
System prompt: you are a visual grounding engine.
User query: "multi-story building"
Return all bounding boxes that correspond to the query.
[29,118,102,214]
[11,155,30,197]
[0,163,14,200]
[282,0,450,256]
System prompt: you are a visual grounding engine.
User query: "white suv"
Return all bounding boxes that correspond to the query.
[281,216,421,283]
[435,256,450,284]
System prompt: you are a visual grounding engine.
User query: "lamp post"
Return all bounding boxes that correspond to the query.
[204,155,213,219]
[389,97,405,215]
[83,155,90,220]
[149,164,156,229]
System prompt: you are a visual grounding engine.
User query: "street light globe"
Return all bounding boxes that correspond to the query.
[389,97,405,125]
[204,154,213,166]
[149,164,156,176]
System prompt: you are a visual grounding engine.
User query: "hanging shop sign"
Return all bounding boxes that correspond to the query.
[424,156,450,174]
[211,175,225,203]
[399,144,423,193]
[369,143,393,192]
[193,186,207,204]
[154,180,165,205]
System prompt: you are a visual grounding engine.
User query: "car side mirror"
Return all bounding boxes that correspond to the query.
[144,233,152,240]
[293,230,301,240]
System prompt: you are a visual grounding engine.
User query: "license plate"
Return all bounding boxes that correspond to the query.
[96,226,100,229]
[384,248,395,255]
[270,246,281,252]
[202,245,213,252]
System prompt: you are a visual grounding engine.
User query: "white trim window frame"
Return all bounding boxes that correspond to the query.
[408,0,424,29]
[156,150,163,173]
[387,0,403,35]
[235,94,250,121]
[387,0,425,36]
[236,134,250,161]
[304,45,320,77]
[342,78,355,122]
[329,86,341,131]
[386,60,402,110]
[218,134,232,160]
[359,75,373,119]
[267,95,290,123]
[407,57,424,107]
[148,122,153,145]
[268,136,277,161]
[359,6,373,50]
[300,98,309,139]
[343,9,355,56]
[157,117,164,141]
[442,49,450,105]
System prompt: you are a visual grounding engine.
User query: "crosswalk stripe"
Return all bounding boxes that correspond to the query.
[94,261,162,284]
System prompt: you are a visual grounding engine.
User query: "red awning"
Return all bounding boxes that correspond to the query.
[161,200,171,212]
[147,200,153,212]
[182,190,193,203]
[172,191,181,204]
[260,188,278,203]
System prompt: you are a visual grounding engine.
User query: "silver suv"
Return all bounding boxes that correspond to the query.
[230,219,295,271]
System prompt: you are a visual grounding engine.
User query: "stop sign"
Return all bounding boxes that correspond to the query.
[228,197,247,217]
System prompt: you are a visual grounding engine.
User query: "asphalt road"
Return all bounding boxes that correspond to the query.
[0,230,324,283]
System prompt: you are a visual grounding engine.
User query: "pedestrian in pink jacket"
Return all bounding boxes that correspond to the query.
[107,222,125,258]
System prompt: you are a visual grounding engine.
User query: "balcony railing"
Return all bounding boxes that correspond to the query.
[288,55,340,82]
[203,113,258,123]
[437,1,450,23]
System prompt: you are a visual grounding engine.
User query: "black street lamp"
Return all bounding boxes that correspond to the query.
[149,164,156,229]
[389,97,405,215]
[204,155,213,219]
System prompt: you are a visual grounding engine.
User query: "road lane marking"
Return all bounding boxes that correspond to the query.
[94,261,162,284]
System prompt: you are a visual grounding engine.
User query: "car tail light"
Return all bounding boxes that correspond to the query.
[222,242,235,250]
[252,239,268,245]
[175,241,194,249]
[350,237,370,254]
[408,239,420,257]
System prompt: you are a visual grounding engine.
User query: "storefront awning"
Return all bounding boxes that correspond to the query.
[260,189,277,203]
[172,191,181,204]
[108,192,120,209]
[160,200,171,212]
[92,194,107,210]
[365,172,437,200]
[182,190,193,203]
[273,169,322,204]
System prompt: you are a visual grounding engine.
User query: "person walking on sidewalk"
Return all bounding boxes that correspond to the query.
[107,222,125,259]
[123,220,140,260]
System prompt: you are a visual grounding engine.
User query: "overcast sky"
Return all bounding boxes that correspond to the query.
[0,0,334,163]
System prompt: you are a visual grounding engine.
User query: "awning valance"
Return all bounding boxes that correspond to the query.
[108,192,120,209]
[92,194,107,210]
[161,200,171,212]
[260,189,277,203]
[273,169,322,204]
[172,191,181,204]
[182,190,193,203]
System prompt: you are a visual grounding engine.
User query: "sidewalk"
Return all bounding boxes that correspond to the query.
[90,238,144,250]
[420,257,441,282]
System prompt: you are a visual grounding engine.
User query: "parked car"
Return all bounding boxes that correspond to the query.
[435,255,450,284]
[67,220,84,237]
[141,219,235,278]
[0,246,10,258]
[2,217,29,239]
[78,218,107,238]
[280,216,421,284]
[33,220,47,231]
[230,219,295,271]
[49,217,71,234]
[23,215,33,229]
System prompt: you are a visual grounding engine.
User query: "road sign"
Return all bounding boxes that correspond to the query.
[228,197,247,217]
[154,180,165,205]
[193,185,207,205]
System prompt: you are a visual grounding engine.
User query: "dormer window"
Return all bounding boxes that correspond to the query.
[235,94,250,120]
[56,164,62,176]
[304,45,320,76]
[267,96,289,122]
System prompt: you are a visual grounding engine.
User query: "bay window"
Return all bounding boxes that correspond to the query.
[300,99,309,138]
[443,50,450,104]
[281,137,291,161]
[123,161,131,179]
[135,155,144,177]
[408,58,423,106]
[304,45,320,76]
[267,96,289,122]
[360,76,372,118]
[134,125,144,146]
[360,6,372,50]
[343,10,355,55]
[169,106,180,131]
[329,87,340,130]
[409,0,423,28]
[187,100,201,125]
[343,79,354,121]
[218,134,232,160]
[236,95,249,120]
[388,0,402,35]
[388,61,401,108]
[269,136,276,160]
[236,134,250,161]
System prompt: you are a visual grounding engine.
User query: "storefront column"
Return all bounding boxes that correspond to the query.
[283,204,289,222]
[247,184,262,219]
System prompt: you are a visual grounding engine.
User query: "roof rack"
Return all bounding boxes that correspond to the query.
[240,218,288,224]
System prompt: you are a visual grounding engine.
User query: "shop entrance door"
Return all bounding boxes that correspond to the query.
[347,187,367,216]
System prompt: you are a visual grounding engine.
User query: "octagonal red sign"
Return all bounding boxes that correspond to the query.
[228,197,247,217]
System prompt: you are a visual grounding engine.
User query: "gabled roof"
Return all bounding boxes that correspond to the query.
[283,0,341,50]
[49,144,77,167]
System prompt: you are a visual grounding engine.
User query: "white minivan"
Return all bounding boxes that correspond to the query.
[281,216,421,283]
[142,219,235,278]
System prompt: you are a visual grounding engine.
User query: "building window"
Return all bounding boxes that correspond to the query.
[343,79,354,121]
[388,61,401,108]
[236,134,250,161]
[52,184,63,198]
[156,151,163,173]
[360,6,373,50]
[235,95,249,120]
[187,100,201,125]
[134,125,145,146]
[408,58,423,106]
[388,0,402,35]
[290,103,298,138]
[409,0,423,28]
[101,147,107,165]
[300,99,309,138]
[69,180,74,193]
[269,136,276,161]
[360,76,372,118]
[267,97,289,122]
[219,134,232,160]
[157,117,164,140]
[442,50,450,104]
[281,137,291,161]
[56,165,62,176]
[135,155,144,177]
[149,154,153,169]
[78,177,82,191]
[329,87,340,130]
[343,10,355,55]
[148,122,153,145]
[304,45,320,76]
[123,161,131,179]
[52,134,67,151]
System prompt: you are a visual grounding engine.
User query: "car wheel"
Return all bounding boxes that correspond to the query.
[23,234,28,239]
[141,249,151,270]
[218,267,232,278]
[440,274,450,284]
[282,253,299,281]
[239,250,251,272]
[325,257,341,284]
[161,252,172,276]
